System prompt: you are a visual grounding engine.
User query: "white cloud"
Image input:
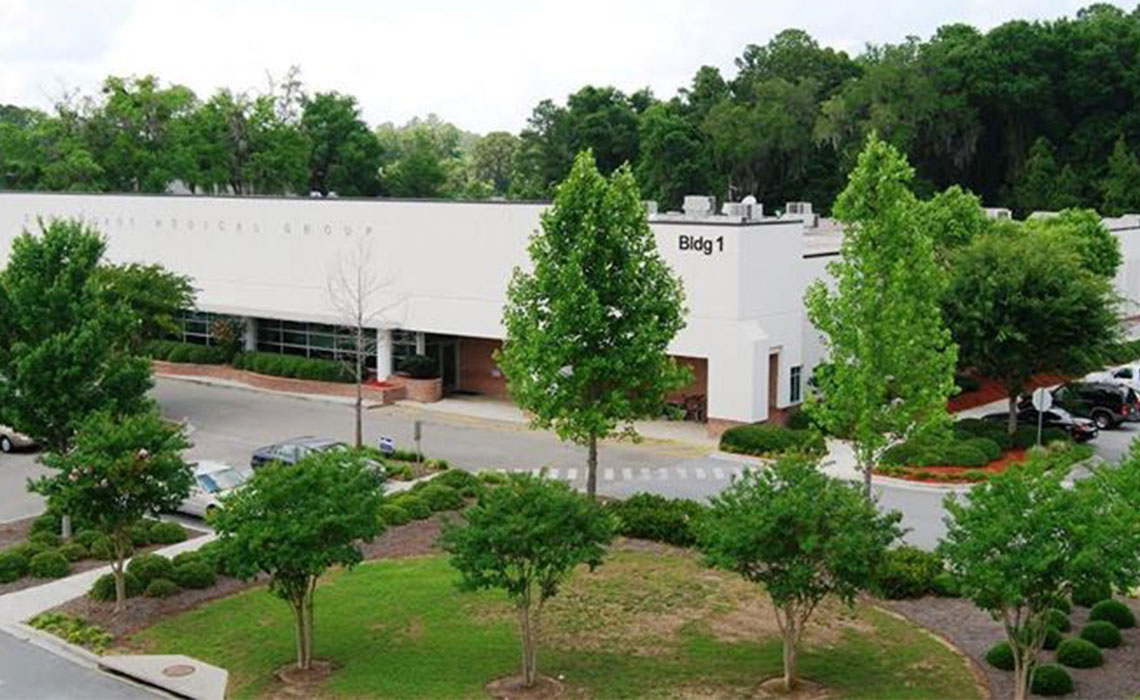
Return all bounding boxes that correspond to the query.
[0,0,1128,133]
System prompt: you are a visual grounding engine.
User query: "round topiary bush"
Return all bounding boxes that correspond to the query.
[72,530,102,550]
[1089,599,1137,629]
[58,542,88,562]
[30,511,61,536]
[171,561,215,590]
[1055,638,1103,668]
[1046,608,1072,633]
[29,532,62,549]
[1050,596,1073,615]
[874,546,944,599]
[1042,626,1063,651]
[0,550,29,583]
[1072,579,1112,608]
[392,495,431,520]
[1080,620,1123,649]
[28,550,69,579]
[430,469,484,499]
[144,578,180,598]
[171,551,201,568]
[418,484,464,512]
[1031,664,1074,696]
[605,493,707,547]
[378,504,411,527]
[126,553,174,587]
[87,535,118,561]
[149,521,188,545]
[89,572,143,601]
[985,641,1015,671]
[129,522,153,546]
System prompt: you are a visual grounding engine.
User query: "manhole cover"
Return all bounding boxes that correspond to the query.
[163,664,196,678]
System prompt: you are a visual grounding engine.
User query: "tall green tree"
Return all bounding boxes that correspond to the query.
[497,151,689,498]
[441,474,613,688]
[95,263,195,353]
[698,458,901,692]
[213,451,385,670]
[472,131,520,195]
[31,409,192,611]
[300,92,383,196]
[635,101,714,209]
[1101,137,1140,216]
[1024,207,1122,278]
[804,134,958,495]
[943,228,1119,434]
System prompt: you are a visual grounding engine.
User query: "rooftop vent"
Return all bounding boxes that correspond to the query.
[682,195,715,218]
[983,207,1012,220]
[783,201,819,228]
[722,196,762,221]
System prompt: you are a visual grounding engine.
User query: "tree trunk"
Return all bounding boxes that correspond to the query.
[304,579,315,669]
[1013,659,1029,700]
[293,599,306,670]
[112,536,127,614]
[586,434,598,499]
[1008,394,1019,437]
[517,601,535,687]
[782,606,799,691]
[354,352,364,449]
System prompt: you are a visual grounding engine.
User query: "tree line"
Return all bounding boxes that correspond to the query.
[5,4,1140,214]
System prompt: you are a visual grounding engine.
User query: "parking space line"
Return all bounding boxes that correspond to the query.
[639,467,651,480]
[676,467,688,479]
[695,467,707,479]
[622,468,634,481]
[604,468,615,481]
[713,467,725,479]
[566,468,577,481]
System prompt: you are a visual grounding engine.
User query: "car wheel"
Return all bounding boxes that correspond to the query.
[0,436,11,453]
[1092,412,1113,430]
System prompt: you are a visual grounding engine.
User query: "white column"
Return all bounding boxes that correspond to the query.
[242,317,257,351]
[415,331,426,355]
[376,328,393,379]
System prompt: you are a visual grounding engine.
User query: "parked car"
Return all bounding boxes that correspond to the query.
[0,425,35,453]
[178,461,249,518]
[1085,364,1140,394]
[1027,381,1139,430]
[250,436,348,469]
[983,406,1099,443]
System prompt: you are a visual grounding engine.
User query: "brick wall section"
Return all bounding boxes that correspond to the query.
[153,361,405,404]
[458,337,510,397]
[386,375,443,403]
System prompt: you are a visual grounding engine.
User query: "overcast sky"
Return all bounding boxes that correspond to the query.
[0,0,1129,134]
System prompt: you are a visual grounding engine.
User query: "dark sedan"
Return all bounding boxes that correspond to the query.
[250,436,349,469]
[982,407,1098,443]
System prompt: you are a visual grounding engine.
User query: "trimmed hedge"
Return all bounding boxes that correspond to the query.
[73,530,103,549]
[233,351,352,383]
[1080,621,1123,648]
[1055,638,1103,668]
[172,561,216,589]
[30,532,62,549]
[1073,579,1113,608]
[1089,599,1136,629]
[149,521,188,544]
[430,469,484,498]
[0,551,29,583]
[881,432,997,468]
[378,504,411,527]
[605,493,706,547]
[418,484,464,512]
[129,522,153,546]
[1031,664,1074,696]
[193,541,229,576]
[127,553,174,587]
[145,340,229,365]
[1046,608,1072,633]
[144,578,180,598]
[29,550,69,578]
[985,641,1015,671]
[874,546,944,599]
[391,495,431,520]
[58,542,88,562]
[931,572,961,597]
[89,572,143,601]
[88,535,119,561]
[719,424,825,457]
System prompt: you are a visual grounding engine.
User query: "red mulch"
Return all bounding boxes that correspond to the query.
[948,374,1070,413]
[876,449,1028,484]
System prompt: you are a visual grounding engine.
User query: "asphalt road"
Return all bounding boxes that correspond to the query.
[0,632,158,700]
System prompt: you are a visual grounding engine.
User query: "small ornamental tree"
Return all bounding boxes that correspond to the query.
[441,474,614,688]
[939,465,1135,700]
[497,150,689,498]
[212,451,385,671]
[697,457,902,691]
[805,134,958,495]
[31,409,192,612]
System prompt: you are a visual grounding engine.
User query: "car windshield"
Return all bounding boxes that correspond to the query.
[198,468,246,493]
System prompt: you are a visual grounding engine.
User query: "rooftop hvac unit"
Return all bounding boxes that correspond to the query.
[785,201,813,215]
[783,201,817,228]
[983,207,1012,220]
[682,195,715,217]
[643,200,658,216]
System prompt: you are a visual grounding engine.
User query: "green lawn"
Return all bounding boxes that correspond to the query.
[126,548,980,699]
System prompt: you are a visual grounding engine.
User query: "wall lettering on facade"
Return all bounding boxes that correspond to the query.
[679,234,724,256]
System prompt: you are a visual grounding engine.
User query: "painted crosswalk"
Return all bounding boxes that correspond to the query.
[477,459,753,483]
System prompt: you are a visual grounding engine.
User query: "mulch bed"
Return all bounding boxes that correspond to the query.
[886,596,1140,699]
[0,523,207,596]
[948,373,1069,413]
[875,449,1028,484]
[53,512,453,640]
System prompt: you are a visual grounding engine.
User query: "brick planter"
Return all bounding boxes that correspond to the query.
[389,375,443,403]
[152,361,406,404]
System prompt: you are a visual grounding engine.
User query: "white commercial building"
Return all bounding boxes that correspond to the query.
[1,192,1138,434]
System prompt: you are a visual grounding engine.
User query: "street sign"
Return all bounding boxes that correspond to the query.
[1031,387,1053,411]
[378,436,395,455]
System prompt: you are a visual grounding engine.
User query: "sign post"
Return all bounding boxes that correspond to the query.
[1031,388,1053,446]
[414,420,423,463]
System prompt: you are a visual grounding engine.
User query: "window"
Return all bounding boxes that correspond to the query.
[790,365,802,403]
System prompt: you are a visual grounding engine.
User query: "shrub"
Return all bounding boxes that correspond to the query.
[399,353,439,379]
[144,578,180,598]
[30,531,63,549]
[149,521,188,544]
[874,546,943,599]
[73,530,102,550]
[146,340,228,364]
[129,521,153,546]
[1042,626,1063,651]
[954,373,982,393]
[89,572,143,601]
[985,641,1015,671]
[194,540,228,575]
[1046,608,1071,633]
[606,493,706,547]
[1072,579,1113,608]
[88,535,118,561]
[30,511,62,536]
[378,504,411,527]
[1055,638,1103,668]
[963,437,1002,462]
[431,469,484,498]
[479,470,509,485]
[419,484,464,512]
[171,551,201,568]
[28,550,69,578]
[942,443,989,467]
[719,424,825,457]
[127,553,174,587]
[954,419,1013,450]
[1089,599,1137,629]
[172,561,216,589]
[391,495,431,520]
[1030,664,1074,696]
[58,542,88,562]
[1012,425,1070,450]
[785,407,814,431]
[1050,596,1073,615]
[29,612,114,654]
[0,550,29,583]
[1080,620,1123,648]
[238,351,351,383]
[931,572,961,597]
